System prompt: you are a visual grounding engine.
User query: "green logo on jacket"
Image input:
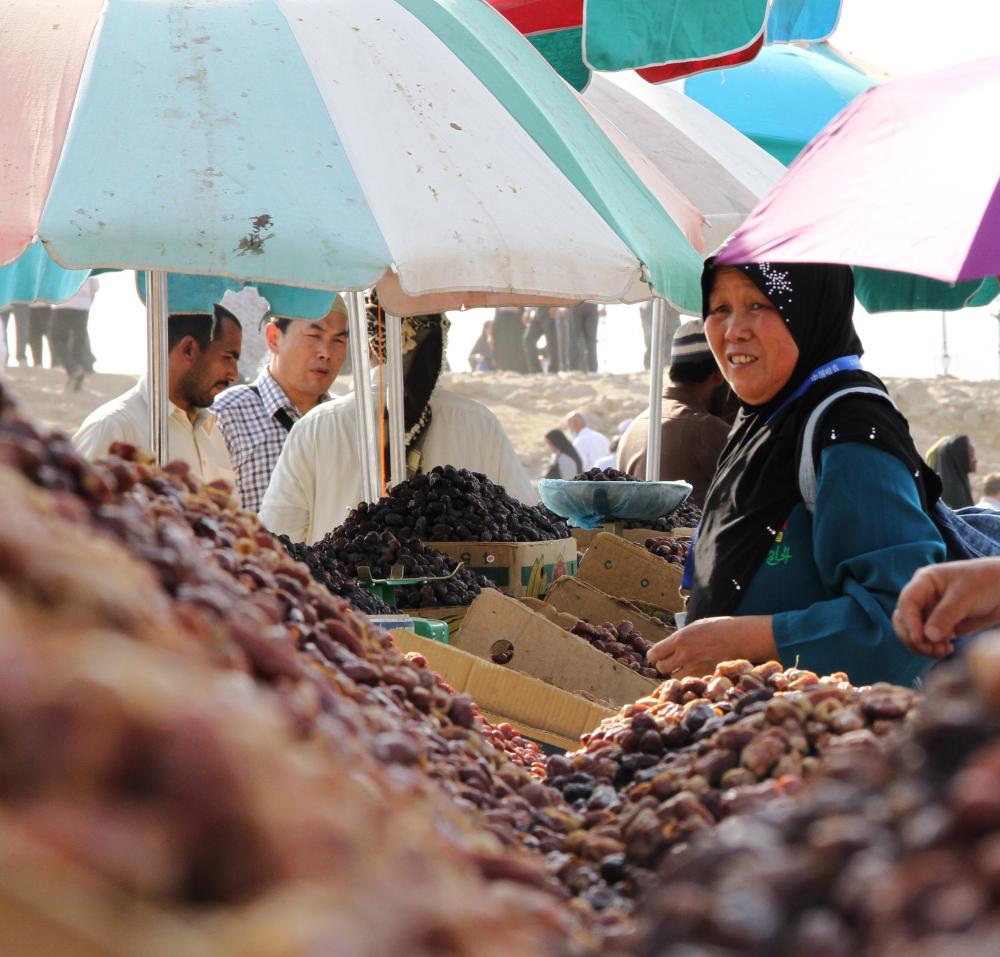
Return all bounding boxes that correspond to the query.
[765,525,793,567]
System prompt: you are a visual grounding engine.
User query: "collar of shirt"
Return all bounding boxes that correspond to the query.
[136,375,217,434]
[255,366,330,422]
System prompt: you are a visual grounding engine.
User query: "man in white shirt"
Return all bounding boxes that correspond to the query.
[566,410,610,471]
[260,308,532,544]
[74,308,242,497]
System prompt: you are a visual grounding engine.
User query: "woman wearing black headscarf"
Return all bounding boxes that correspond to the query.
[543,428,583,480]
[926,434,976,509]
[648,259,947,687]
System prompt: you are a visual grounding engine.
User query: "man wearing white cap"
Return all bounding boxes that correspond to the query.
[617,319,730,506]
[74,305,242,495]
[213,291,349,513]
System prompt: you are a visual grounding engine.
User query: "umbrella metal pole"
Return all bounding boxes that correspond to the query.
[644,297,666,481]
[385,313,407,488]
[941,312,951,376]
[994,308,1000,379]
[347,291,380,503]
[145,271,170,466]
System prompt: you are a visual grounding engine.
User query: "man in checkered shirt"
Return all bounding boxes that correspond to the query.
[214,295,349,512]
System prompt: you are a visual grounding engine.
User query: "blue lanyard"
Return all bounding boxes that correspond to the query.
[765,355,863,425]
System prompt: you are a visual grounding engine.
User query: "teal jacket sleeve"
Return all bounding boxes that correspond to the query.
[772,442,944,687]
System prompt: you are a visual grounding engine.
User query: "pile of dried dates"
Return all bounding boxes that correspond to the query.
[571,620,660,680]
[305,528,495,609]
[636,647,1000,957]
[643,536,691,568]
[544,659,918,906]
[276,532,391,614]
[572,467,640,483]
[661,499,702,530]
[0,384,605,947]
[339,465,570,543]
[0,396,581,955]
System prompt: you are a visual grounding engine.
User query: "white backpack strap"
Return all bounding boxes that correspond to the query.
[798,386,898,512]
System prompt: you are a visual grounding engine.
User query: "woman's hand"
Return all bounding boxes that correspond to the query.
[893,558,1000,658]
[648,615,778,679]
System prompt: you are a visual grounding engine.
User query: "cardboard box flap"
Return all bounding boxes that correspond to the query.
[575,532,685,613]
[572,526,694,551]
[453,590,657,709]
[391,630,612,747]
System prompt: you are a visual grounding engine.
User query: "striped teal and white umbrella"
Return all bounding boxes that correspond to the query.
[1,0,703,315]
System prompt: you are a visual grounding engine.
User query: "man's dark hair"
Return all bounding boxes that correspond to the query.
[167,305,240,352]
[668,357,720,384]
[271,317,292,334]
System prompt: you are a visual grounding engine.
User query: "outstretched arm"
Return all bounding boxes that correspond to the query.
[893,558,1000,657]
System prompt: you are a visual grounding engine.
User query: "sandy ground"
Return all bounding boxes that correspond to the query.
[4,364,998,498]
[446,371,1000,495]
[1,366,139,439]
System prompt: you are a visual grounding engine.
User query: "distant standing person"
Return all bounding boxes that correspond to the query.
[574,302,600,373]
[467,319,496,372]
[26,304,52,366]
[551,307,573,372]
[522,307,558,373]
[926,434,976,509]
[213,295,349,512]
[49,276,98,390]
[566,410,609,471]
[617,319,730,505]
[490,306,528,373]
[543,428,582,479]
[979,472,1000,510]
[1,303,28,365]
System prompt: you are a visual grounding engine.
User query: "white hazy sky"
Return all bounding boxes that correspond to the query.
[35,0,1000,382]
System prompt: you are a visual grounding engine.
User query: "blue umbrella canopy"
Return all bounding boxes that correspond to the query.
[0,243,336,318]
[766,0,842,43]
[0,243,90,310]
[683,44,875,165]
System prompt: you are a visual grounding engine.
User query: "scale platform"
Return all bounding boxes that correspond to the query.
[538,478,692,530]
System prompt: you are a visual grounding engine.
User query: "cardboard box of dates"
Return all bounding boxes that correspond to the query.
[451,589,659,710]
[575,532,685,614]
[422,538,578,598]
[390,627,614,751]
[544,575,675,643]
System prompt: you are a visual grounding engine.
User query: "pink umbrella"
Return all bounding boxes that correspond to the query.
[717,56,1000,283]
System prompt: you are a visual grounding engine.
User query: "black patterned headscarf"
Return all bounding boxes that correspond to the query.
[366,293,449,466]
[687,259,940,621]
